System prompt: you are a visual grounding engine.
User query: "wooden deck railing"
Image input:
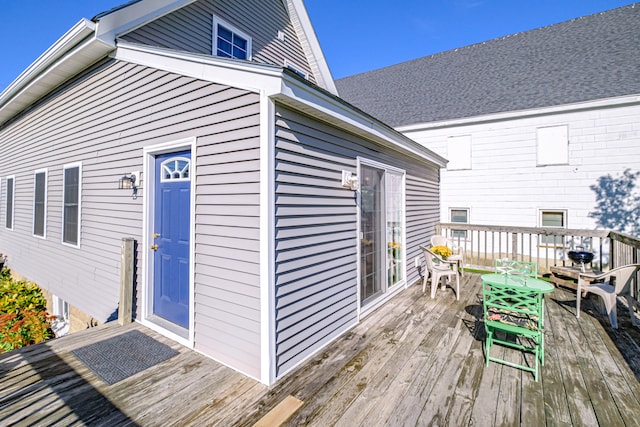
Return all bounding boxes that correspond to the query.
[435,223,640,273]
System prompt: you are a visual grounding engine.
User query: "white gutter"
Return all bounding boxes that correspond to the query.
[275,73,448,167]
[397,93,640,133]
[0,19,113,126]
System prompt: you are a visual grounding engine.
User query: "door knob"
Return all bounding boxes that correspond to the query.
[150,244,158,251]
[154,233,160,239]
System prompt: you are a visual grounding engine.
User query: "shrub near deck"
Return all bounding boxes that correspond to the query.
[0,269,53,352]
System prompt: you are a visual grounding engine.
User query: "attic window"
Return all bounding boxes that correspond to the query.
[213,18,251,60]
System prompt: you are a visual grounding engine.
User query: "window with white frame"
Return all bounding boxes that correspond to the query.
[5,176,15,230]
[52,295,70,321]
[540,209,567,245]
[284,60,309,79]
[537,125,568,166]
[51,295,70,337]
[447,135,472,170]
[450,208,469,239]
[33,169,47,238]
[213,18,251,60]
[62,163,81,246]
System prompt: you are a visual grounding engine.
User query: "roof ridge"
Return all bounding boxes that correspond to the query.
[340,2,640,80]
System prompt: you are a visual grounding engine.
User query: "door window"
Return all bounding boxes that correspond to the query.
[359,161,405,308]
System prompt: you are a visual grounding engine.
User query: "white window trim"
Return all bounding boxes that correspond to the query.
[141,137,197,350]
[212,16,252,61]
[5,175,15,231]
[159,156,190,182]
[538,208,568,247]
[284,59,309,79]
[356,157,407,318]
[538,208,568,228]
[33,169,48,239]
[449,207,470,239]
[61,162,82,248]
[52,295,70,320]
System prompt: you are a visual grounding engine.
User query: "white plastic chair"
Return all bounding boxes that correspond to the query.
[421,246,460,300]
[576,264,640,329]
[431,235,465,276]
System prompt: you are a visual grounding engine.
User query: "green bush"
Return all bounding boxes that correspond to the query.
[0,269,53,353]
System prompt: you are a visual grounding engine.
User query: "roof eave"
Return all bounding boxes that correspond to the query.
[115,42,444,167]
[94,0,197,43]
[396,93,640,133]
[0,19,115,126]
[285,0,338,96]
[274,72,447,167]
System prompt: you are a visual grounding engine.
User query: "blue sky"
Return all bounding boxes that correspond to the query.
[0,0,634,91]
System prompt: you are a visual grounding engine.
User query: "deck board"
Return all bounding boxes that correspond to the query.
[2,272,640,426]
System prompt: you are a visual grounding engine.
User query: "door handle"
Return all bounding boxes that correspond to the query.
[154,233,160,239]
[150,244,158,251]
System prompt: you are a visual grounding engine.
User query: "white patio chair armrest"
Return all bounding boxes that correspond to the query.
[578,271,609,282]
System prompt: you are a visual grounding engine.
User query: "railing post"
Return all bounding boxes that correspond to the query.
[119,237,135,326]
[512,233,518,260]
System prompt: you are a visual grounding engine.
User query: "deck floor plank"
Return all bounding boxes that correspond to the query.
[2,273,640,426]
[540,294,574,426]
[545,283,601,426]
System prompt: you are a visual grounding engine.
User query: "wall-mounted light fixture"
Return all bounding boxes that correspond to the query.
[119,171,140,199]
[341,170,359,191]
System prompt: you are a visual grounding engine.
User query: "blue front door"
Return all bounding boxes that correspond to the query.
[153,151,191,329]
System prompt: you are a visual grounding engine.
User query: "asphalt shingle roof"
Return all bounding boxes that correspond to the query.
[335,4,640,127]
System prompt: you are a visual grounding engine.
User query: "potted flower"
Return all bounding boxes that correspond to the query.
[388,242,401,259]
[431,245,452,259]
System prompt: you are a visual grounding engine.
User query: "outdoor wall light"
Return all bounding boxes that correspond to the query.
[341,170,359,191]
[119,171,140,199]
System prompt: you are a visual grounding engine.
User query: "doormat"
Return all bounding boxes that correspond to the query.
[72,329,179,385]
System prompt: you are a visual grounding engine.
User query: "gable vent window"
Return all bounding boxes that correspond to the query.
[214,18,251,60]
[284,60,309,80]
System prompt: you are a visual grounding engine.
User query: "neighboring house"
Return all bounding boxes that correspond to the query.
[0,0,445,385]
[336,4,640,240]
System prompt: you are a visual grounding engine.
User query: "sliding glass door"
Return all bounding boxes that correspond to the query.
[359,161,405,308]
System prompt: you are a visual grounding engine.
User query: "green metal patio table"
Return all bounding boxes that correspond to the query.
[481,273,554,381]
[481,273,555,294]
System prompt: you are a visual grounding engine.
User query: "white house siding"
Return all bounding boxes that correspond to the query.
[273,105,440,377]
[0,58,263,375]
[403,101,640,231]
[120,0,315,83]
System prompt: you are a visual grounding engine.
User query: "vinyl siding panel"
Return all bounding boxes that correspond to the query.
[121,0,315,82]
[0,59,262,378]
[273,105,440,377]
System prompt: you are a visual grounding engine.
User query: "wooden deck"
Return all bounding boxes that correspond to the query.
[2,273,640,426]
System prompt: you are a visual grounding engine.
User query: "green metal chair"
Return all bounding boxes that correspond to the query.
[482,278,545,381]
[494,258,538,278]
